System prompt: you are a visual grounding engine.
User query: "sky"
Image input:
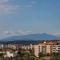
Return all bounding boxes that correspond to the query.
[0,0,60,38]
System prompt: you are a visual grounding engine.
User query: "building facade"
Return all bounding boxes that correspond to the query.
[33,41,60,57]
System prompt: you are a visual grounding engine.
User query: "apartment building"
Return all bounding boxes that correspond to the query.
[33,42,52,57]
[52,45,60,53]
[33,41,60,57]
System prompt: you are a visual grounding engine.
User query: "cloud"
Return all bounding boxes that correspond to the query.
[53,32,60,35]
[17,30,31,35]
[0,0,37,14]
[25,5,33,8]
[25,1,36,8]
[0,0,19,14]
[2,30,32,35]
[0,0,8,3]
[31,1,36,4]
[3,31,15,35]
[0,4,19,14]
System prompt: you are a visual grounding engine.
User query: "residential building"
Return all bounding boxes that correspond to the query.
[52,45,60,53]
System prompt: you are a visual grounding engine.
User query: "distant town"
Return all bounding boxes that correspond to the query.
[0,40,60,60]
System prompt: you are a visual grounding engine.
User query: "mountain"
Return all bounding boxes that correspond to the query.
[2,33,60,41]
[56,34,60,37]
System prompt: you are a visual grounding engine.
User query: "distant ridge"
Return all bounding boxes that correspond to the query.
[2,33,60,41]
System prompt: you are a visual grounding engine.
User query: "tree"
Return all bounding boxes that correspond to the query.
[38,52,44,58]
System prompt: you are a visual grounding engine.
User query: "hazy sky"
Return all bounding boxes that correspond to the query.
[0,0,60,38]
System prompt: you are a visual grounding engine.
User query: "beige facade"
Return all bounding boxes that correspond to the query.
[34,45,39,57]
[33,42,51,57]
[46,45,51,54]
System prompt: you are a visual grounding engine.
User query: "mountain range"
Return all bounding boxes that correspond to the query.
[2,33,60,41]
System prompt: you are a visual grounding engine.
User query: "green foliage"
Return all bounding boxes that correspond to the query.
[50,56,60,60]
[38,52,46,58]
[50,52,60,60]
[14,48,36,60]
[28,48,35,56]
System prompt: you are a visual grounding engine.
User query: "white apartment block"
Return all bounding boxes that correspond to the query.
[52,45,60,53]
